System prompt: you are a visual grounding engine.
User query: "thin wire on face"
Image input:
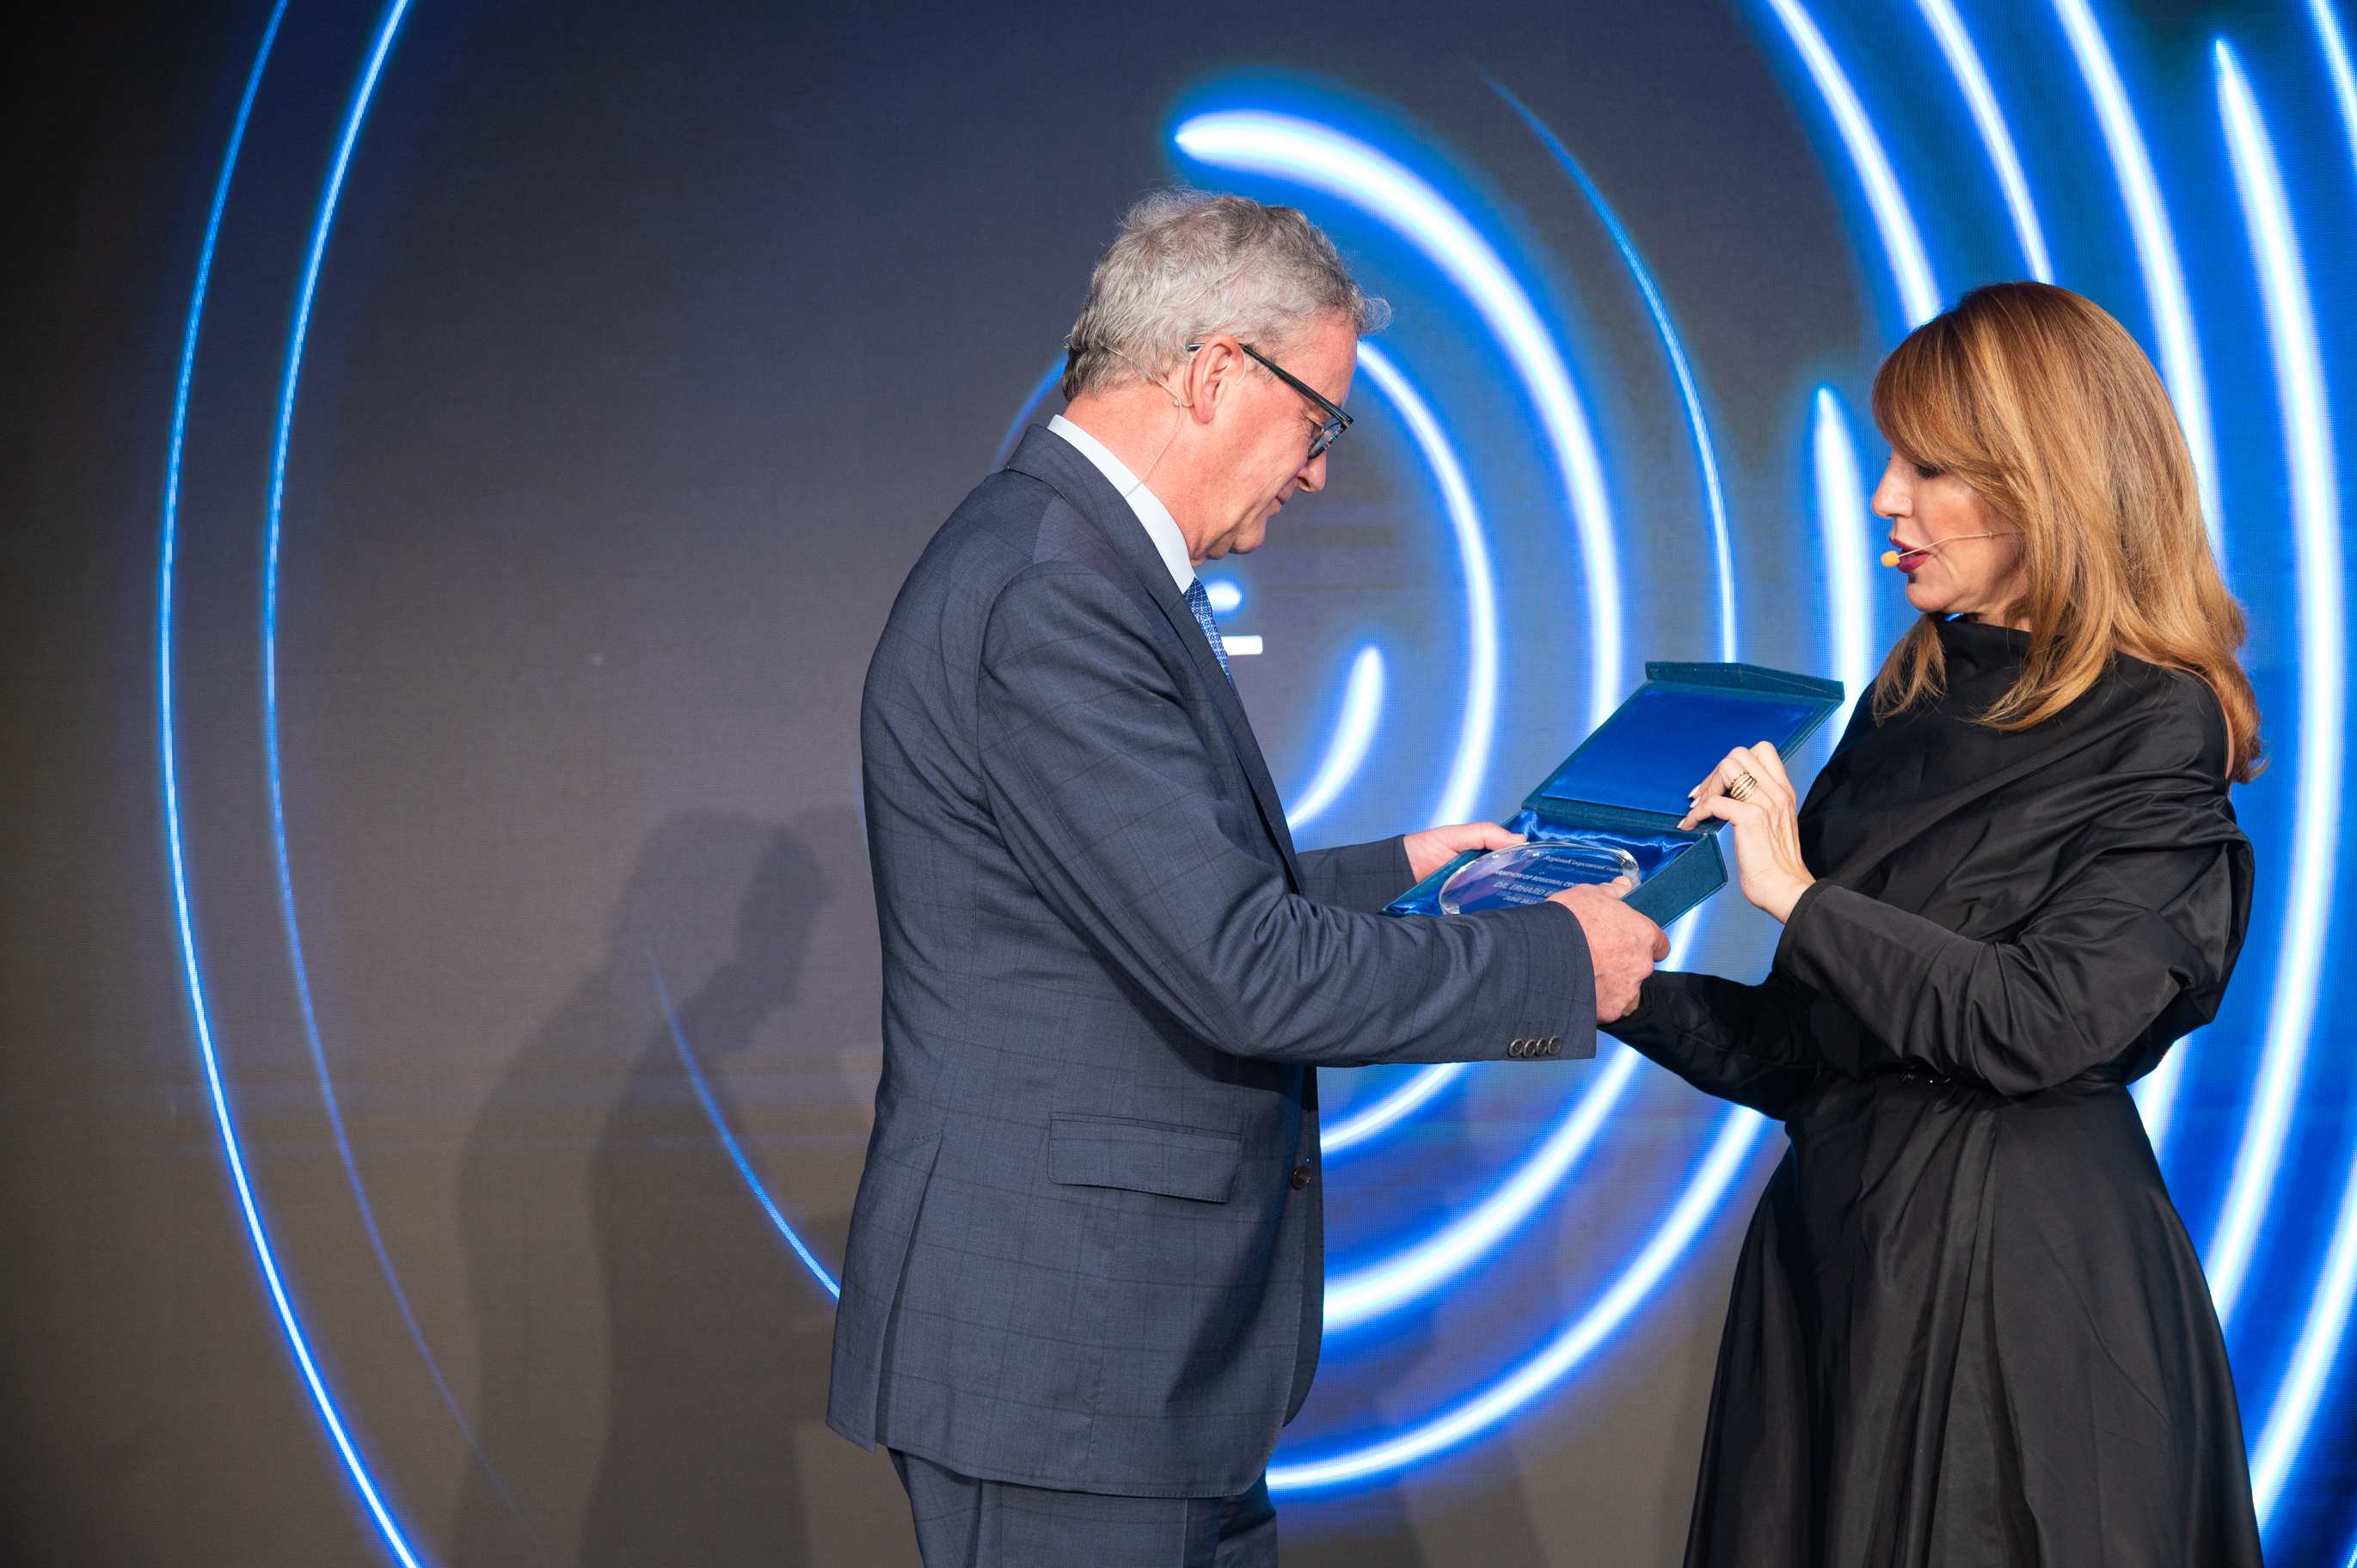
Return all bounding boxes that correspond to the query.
[1881,529,2014,566]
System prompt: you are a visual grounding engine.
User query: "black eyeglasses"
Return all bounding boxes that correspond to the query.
[1186,340,1353,460]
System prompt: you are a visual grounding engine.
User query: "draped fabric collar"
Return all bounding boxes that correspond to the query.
[1796,616,2245,940]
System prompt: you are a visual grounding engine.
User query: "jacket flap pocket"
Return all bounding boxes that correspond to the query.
[1047,1115,1241,1204]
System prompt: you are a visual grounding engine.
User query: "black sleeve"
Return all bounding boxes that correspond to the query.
[1603,970,1823,1119]
[1297,837,1415,914]
[1773,844,2242,1095]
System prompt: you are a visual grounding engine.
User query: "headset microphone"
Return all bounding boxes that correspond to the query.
[1882,531,2008,569]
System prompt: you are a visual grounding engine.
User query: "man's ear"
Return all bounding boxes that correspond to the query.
[1182,335,1243,426]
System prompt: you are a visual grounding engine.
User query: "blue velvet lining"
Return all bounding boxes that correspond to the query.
[1533,687,1826,815]
[1501,809,1696,881]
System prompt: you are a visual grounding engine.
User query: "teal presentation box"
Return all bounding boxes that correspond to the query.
[1384,661,1848,928]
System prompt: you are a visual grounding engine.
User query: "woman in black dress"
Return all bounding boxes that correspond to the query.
[1616,281,2265,1566]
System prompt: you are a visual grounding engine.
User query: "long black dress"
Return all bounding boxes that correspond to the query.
[1608,618,2262,1567]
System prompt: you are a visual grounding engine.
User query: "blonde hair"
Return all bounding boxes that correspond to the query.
[1869,281,2262,781]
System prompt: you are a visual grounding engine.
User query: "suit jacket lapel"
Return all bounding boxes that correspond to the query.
[1006,426,1304,886]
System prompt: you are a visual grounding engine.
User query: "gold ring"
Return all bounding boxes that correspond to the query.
[1725,771,1759,802]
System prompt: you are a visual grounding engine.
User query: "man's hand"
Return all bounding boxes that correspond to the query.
[1548,882,1670,1023]
[1403,821,1524,884]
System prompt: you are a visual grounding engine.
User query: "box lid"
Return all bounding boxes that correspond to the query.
[1523,661,1847,820]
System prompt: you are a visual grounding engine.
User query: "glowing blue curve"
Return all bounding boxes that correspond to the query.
[1490,83,1738,664]
[1318,1063,1467,1158]
[2202,40,2343,1331]
[1316,892,1709,1327]
[2051,0,2221,554]
[1178,104,1754,1434]
[649,955,842,1300]
[1175,111,1624,727]
[1812,389,1876,714]
[1310,848,1712,1319]
[1272,1104,1770,1491]
[992,356,1068,469]
[1913,0,2052,282]
[1284,908,1713,1441]
[2312,0,2357,188]
[2129,1030,2188,1161]
[2256,1125,2357,1523]
[2211,43,2345,1512]
[1352,342,1499,824]
[1758,0,1940,328]
[249,0,522,1520]
[2269,1,2357,1513]
[1286,646,1386,830]
[1323,1046,1639,1331]
[1269,341,1506,1147]
[992,350,1499,1155]
[159,5,431,1566]
[2104,0,2212,1167]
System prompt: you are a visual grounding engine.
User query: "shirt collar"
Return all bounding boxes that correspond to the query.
[1047,414,1194,593]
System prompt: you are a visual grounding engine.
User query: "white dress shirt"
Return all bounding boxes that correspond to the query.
[1047,414,1194,594]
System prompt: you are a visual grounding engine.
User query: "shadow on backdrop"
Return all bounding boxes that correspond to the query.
[453,810,854,1565]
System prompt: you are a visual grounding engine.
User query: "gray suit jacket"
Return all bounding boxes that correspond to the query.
[826,426,1595,1497]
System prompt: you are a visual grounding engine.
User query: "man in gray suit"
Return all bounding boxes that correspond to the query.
[829,191,1667,1566]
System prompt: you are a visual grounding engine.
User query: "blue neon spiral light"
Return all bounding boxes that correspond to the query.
[1175,110,1627,729]
[159,3,433,1564]
[2213,36,2345,1516]
[2052,0,2223,553]
[1759,0,1941,328]
[155,3,2357,1554]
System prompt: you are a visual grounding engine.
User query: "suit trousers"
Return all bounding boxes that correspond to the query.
[889,1450,1278,1568]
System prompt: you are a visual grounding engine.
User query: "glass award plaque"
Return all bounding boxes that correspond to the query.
[1437,841,1642,915]
[1386,660,1846,927]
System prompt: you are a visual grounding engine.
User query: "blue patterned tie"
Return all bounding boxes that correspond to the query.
[1183,579,1232,683]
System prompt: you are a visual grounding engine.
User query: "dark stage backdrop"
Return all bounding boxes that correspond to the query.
[6,0,2356,1563]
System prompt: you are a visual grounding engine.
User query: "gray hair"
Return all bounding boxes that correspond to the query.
[1060,190,1390,401]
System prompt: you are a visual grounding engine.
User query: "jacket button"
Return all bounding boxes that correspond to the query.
[1290,1162,1312,1190]
[1546,1036,1561,1057]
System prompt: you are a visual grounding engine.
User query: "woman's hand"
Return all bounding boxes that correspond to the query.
[1679,742,1815,923]
[1404,821,1525,883]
